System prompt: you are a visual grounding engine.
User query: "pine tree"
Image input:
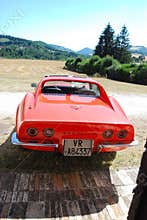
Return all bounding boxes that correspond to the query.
[95,24,132,63]
[94,23,115,57]
[115,25,132,63]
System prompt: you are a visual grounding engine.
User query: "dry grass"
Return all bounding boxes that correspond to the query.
[0,59,147,169]
[0,59,77,92]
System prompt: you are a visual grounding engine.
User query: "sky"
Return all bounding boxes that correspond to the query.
[0,0,147,51]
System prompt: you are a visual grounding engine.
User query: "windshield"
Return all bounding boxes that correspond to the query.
[42,80,100,97]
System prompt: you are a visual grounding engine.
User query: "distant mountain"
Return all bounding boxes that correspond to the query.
[47,44,74,53]
[0,35,78,60]
[77,47,94,56]
[77,46,147,57]
[129,46,147,56]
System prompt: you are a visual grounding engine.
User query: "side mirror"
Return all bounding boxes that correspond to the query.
[31,83,37,88]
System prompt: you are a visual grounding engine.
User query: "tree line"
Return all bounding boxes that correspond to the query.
[65,23,147,85]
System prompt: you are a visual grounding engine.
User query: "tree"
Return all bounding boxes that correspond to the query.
[114,25,132,63]
[95,24,132,63]
[94,23,115,57]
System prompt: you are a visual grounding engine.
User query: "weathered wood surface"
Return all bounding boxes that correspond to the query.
[0,168,138,219]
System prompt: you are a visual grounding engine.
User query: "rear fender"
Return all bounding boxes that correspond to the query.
[16,93,35,134]
[109,96,128,119]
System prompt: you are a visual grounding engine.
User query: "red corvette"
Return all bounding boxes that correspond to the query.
[11,75,137,156]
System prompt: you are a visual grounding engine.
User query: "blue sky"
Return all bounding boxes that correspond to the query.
[0,0,147,50]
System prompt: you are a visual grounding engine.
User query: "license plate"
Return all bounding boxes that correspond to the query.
[63,139,92,156]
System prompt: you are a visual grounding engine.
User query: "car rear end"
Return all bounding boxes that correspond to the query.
[12,120,136,156]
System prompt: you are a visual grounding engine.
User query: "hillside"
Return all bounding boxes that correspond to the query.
[1,35,147,60]
[0,35,78,60]
[77,47,93,56]
[129,46,147,55]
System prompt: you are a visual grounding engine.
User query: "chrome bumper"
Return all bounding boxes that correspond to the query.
[98,139,138,149]
[11,132,58,148]
[11,132,138,150]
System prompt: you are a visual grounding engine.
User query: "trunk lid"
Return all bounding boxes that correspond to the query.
[25,94,129,124]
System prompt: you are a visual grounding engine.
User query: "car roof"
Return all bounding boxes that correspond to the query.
[44,74,87,78]
[41,74,97,84]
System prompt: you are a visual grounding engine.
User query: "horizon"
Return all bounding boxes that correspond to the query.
[0,0,147,51]
[1,33,147,52]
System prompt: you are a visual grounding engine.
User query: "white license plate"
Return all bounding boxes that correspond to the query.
[63,139,92,156]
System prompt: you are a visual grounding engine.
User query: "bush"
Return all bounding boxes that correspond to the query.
[65,58,75,70]
[89,55,101,64]
[93,59,102,73]
[99,56,119,77]
[133,64,147,85]
[107,59,120,79]
[117,66,131,82]
[78,59,92,75]
[64,55,147,85]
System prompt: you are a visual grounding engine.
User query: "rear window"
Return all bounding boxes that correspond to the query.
[42,80,100,97]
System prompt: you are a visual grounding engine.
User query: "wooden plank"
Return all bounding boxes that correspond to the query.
[44,173,51,191]
[34,173,40,191]
[53,173,64,191]
[118,196,129,216]
[62,173,71,190]
[28,191,39,202]
[115,170,134,185]
[80,171,97,188]
[106,204,117,219]
[13,173,20,192]
[39,173,45,191]
[116,185,135,197]
[18,173,30,191]
[23,191,28,202]
[97,208,111,220]
[110,170,124,186]
[0,203,11,218]
[29,173,35,191]
[0,173,15,191]
[8,202,27,218]
[5,191,13,203]
[11,191,24,202]
[122,195,133,208]
[25,202,45,218]
[126,170,137,183]
[0,191,7,202]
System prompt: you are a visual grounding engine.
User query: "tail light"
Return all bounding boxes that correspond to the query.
[27,128,38,136]
[118,130,128,139]
[103,129,113,139]
[43,128,54,137]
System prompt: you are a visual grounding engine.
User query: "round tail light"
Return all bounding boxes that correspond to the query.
[103,129,113,139]
[27,128,38,136]
[43,128,54,137]
[118,130,128,139]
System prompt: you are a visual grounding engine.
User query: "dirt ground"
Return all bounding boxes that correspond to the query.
[0,59,147,169]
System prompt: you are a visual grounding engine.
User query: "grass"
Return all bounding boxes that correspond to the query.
[0,58,146,169]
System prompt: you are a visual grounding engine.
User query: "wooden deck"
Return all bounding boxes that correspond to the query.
[0,168,138,219]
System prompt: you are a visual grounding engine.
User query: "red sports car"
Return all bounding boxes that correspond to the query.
[11,75,137,156]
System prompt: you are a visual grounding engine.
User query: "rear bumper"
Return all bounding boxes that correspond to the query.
[99,140,138,152]
[11,132,58,148]
[11,132,138,152]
